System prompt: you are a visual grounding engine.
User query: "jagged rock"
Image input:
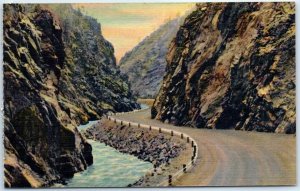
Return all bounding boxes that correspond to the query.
[85,120,184,166]
[152,2,295,133]
[4,4,138,187]
[119,18,183,98]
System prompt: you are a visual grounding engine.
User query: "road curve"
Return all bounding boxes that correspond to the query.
[113,108,296,186]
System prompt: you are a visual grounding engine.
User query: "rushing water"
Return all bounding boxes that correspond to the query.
[76,120,99,131]
[140,103,149,110]
[54,140,153,187]
[54,106,153,187]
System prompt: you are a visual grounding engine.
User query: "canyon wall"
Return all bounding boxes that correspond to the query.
[152,2,295,133]
[119,18,182,98]
[3,4,138,187]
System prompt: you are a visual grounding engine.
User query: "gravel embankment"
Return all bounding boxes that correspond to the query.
[84,120,185,167]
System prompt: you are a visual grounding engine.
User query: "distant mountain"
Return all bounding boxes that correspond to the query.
[119,18,183,98]
[152,2,295,134]
[4,4,138,187]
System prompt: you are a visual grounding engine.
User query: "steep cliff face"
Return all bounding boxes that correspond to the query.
[152,2,295,133]
[3,4,138,187]
[47,4,139,119]
[119,18,182,98]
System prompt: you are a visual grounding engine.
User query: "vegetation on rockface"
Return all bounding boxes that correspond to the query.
[45,4,140,121]
[3,4,138,187]
[152,2,295,133]
[119,18,183,98]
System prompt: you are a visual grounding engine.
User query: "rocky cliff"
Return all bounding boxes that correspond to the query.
[152,2,295,133]
[3,4,138,187]
[119,18,182,98]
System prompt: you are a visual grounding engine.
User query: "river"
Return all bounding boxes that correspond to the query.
[54,106,153,187]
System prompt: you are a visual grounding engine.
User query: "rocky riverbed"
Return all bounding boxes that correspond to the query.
[84,119,185,167]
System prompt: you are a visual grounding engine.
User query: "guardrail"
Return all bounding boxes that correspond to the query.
[105,109,198,187]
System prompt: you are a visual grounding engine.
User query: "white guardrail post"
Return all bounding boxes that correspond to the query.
[106,108,198,187]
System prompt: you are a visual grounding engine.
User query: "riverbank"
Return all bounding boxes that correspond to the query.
[84,119,192,186]
[53,140,153,187]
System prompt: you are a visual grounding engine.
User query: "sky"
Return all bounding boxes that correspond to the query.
[72,3,195,63]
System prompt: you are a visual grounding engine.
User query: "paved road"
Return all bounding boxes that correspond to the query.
[113,109,296,186]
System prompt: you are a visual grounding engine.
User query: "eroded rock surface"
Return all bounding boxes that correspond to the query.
[119,18,182,98]
[4,4,138,187]
[152,2,295,133]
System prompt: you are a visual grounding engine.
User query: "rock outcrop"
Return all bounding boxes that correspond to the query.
[152,2,295,133]
[84,120,184,167]
[3,4,138,187]
[119,18,182,98]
